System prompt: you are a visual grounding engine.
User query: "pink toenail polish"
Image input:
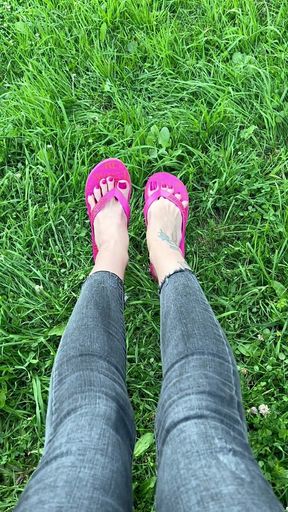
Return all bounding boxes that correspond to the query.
[108,177,114,181]
[118,181,127,189]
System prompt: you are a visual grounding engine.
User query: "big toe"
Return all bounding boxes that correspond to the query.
[148,181,159,197]
[117,180,130,200]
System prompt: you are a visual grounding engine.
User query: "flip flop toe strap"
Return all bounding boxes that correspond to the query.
[90,188,131,226]
[144,189,186,224]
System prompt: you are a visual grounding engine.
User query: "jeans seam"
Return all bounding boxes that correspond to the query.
[190,276,241,422]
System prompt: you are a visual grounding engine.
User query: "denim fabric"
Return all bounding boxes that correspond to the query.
[15,270,283,512]
[15,271,135,512]
[156,270,283,512]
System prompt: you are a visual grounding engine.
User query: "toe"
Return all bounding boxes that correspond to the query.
[100,178,108,196]
[175,193,188,209]
[148,181,159,197]
[88,194,96,211]
[161,183,167,190]
[94,186,101,202]
[167,185,174,194]
[117,179,130,200]
[107,176,114,191]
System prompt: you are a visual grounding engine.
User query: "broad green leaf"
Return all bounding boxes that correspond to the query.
[139,476,157,494]
[134,432,154,458]
[127,41,138,53]
[15,22,27,34]
[146,133,155,145]
[271,280,286,298]
[232,52,243,64]
[158,127,170,148]
[240,125,257,140]
[232,52,253,66]
[149,148,158,159]
[237,344,255,357]
[150,125,159,137]
[103,79,111,92]
[48,323,66,336]
[124,125,133,137]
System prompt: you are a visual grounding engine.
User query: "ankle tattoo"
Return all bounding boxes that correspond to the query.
[158,229,179,251]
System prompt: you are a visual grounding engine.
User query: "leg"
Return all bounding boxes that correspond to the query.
[147,194,283,512]
[15,178,135,511]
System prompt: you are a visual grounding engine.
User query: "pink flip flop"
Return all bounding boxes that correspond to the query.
[85,158,131,261]
[143,172,189,279]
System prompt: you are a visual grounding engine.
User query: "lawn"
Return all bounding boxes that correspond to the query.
[0,0,287,510]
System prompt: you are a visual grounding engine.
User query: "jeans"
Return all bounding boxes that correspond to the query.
[15,270,283,511]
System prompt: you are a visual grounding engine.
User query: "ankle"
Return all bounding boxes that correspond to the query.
[148,241,189,284]
[98,237,129,254]
[91,243,129,281]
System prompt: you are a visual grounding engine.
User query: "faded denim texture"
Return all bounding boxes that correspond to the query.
[15,270,283,512]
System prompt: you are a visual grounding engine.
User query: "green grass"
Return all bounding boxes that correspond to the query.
[0,0,288,510]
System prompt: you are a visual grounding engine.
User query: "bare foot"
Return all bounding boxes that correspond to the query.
[146,183,190,284]
[87,177,130,280]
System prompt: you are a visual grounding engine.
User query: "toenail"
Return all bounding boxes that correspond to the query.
[118,181,127,189]
[101,178,106,184]
[108,177,114,181]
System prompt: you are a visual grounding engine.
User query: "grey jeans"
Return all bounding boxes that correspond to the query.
[15,270,283,511]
